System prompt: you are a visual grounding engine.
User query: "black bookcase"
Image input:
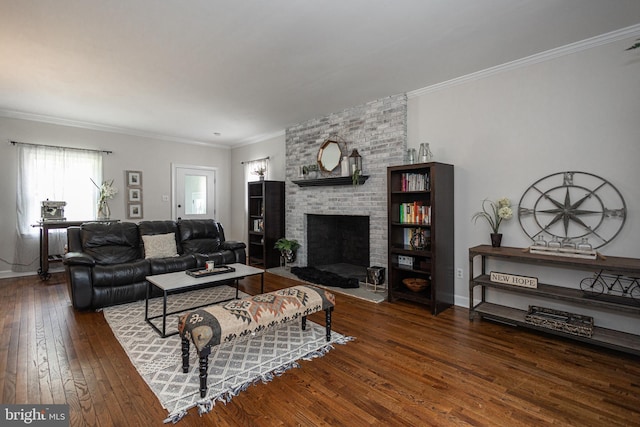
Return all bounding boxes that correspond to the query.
[387,162,454,314]
[247,180,285,268]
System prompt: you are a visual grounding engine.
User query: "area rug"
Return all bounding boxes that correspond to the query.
[102,286,353,423]
[268,267,386,303]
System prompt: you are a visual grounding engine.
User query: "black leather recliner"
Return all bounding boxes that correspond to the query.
[64,219,246,310]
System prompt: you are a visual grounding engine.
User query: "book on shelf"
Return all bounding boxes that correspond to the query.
[400,172,430,192]
[399,202,431,225]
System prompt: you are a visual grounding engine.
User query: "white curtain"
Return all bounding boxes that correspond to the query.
[13,144,102,272]
[244,158,269,182]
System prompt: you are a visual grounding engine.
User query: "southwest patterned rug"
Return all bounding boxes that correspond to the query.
[102,285,353,423]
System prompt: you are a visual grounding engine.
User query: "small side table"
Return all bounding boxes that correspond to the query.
[32,219,117,280]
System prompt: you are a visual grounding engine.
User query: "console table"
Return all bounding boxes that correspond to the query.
[33,220,117,280]
[469,245,640,355]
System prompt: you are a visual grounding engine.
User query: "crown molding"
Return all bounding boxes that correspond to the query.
[0,109,231,149]
[235,129,286,148]
[408,24,640,98]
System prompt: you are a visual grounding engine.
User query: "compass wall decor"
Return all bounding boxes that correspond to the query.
[517,171,626,249]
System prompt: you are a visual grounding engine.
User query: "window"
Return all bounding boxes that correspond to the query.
[14,144,102,272]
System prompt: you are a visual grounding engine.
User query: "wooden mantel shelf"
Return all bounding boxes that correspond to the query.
[292,175,369,187]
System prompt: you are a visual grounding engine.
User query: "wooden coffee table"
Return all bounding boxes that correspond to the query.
[145,263,264,337]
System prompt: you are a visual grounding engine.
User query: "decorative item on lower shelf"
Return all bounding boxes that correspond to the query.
[402,277,429,292]
[397,255,414,268]
[490,271,538,288]
[524,306,594,338]
[410,228,427,250]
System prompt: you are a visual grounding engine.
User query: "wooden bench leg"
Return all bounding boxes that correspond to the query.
[181,337,190,373]
[302,309,333,341]
[199,347,211,398]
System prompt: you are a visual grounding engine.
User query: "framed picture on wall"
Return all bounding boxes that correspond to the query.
[128,203,143,219]
[128,188,142,202]
[126,170,142,187]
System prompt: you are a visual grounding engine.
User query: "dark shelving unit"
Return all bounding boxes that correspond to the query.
[248,180,284,268]
[387,162,454,314]
[469,245,640,355]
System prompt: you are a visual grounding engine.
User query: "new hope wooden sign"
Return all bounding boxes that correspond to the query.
[490,271,538,288]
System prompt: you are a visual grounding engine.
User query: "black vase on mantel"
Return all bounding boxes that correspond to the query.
[490,233,503,248]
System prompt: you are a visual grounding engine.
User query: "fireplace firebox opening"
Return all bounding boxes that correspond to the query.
[306,214,370,281]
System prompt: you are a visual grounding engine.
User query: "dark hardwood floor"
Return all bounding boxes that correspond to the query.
[1,272,638,426]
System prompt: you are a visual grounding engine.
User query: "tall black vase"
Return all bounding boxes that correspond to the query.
[490,233,503,248]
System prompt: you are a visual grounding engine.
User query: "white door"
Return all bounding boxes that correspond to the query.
[172,164,216,220]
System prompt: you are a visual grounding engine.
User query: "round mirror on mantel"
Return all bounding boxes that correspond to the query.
[317,139,342,172]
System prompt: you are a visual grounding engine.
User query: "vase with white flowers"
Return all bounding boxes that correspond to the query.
[472,197,513,247]
[91,178,118,220]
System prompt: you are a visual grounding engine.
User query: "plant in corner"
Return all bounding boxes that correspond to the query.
[471,197,513,247]
[274,238,301,268]
[252,166,266,179]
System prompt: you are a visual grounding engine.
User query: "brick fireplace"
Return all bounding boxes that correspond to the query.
[284,94,407,274]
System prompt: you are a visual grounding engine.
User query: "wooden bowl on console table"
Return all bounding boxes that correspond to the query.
[402,278,429,292]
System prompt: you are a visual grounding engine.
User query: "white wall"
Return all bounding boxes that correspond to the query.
[0,117,232,275]
[408,37,640,332]
[229,133,286,244]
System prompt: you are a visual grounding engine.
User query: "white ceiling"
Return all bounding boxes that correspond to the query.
[1,1,639,147]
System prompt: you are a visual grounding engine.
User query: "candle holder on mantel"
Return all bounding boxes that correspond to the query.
[348,149,362,174]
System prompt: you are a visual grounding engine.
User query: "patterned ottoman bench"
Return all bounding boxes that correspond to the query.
[178,285,336,398]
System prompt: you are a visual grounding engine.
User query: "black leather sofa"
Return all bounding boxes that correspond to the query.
[64,219,246,310]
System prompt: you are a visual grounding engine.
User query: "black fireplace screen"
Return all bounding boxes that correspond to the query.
[306,214,370,268]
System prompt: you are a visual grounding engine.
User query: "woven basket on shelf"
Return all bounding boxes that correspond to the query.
[402,278,428,292]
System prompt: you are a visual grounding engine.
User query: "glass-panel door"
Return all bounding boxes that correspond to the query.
[172,164,216,220]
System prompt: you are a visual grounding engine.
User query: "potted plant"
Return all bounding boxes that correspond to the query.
[253,166,266,180]
[274,238,300,268]
[302,164,319,179]
[471,197,513,247]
